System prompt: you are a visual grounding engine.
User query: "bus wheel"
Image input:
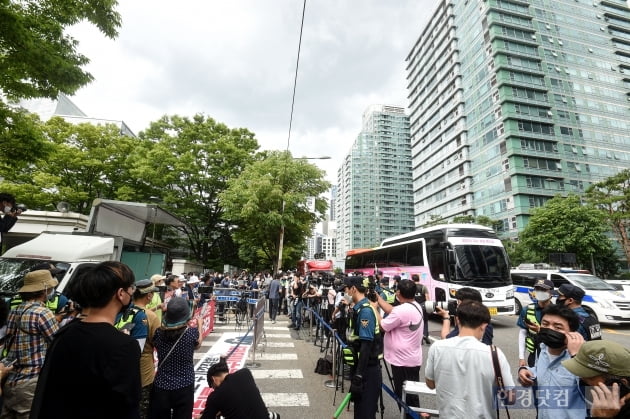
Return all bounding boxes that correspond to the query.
[515,299,522,316]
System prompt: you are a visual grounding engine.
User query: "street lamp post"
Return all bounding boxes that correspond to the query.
[276,155,331,273]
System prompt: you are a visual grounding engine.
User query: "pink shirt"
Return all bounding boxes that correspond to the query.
[380,301,423,367]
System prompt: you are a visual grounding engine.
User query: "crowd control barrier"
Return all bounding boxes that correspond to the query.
[305,306,424,419]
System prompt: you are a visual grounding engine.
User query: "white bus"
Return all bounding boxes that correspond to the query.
[345,224,514,316]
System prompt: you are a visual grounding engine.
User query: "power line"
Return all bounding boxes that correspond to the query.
[286,0,307,152]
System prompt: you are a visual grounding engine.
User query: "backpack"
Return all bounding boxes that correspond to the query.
[314,353,333,375]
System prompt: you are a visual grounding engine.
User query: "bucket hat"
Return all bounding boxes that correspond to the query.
[18,270,58,293]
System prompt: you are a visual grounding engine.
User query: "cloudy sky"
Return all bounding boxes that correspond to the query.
[68,1,437,182]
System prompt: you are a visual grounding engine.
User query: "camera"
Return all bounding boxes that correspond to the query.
[197,286,213,294]
[3,204,27,214]
[366,278,378,303]
[423,299,458,316]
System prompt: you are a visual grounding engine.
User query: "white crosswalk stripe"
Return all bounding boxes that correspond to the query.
[262,393,309,407]
[265,342,294,348]
[251,369,303,379]
[265,333,291,338]
[255,353,298,361]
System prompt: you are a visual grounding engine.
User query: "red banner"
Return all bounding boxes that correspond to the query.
[189,300,215,338]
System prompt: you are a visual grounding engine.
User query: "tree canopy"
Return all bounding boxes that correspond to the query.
[0,117,140,212]
[518,194,619,276]
[134,114,259,269]
[586,169,630,269]
[220,151,331,272]
[0,0,121,170]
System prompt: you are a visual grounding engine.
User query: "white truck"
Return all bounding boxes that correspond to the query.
[0,199,185,296]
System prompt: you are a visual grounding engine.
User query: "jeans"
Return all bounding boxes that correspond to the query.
[292,300,304,328]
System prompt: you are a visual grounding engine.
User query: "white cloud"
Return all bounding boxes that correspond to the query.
[67,0,436,182]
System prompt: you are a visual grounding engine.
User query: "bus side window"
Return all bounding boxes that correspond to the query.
[512,273,532,287]
[407,243,424,266]
[389,245,407,267]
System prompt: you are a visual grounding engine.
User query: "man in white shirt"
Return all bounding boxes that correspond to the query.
[425,301,515,418]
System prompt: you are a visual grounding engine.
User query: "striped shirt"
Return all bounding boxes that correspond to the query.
[5,300,58,385]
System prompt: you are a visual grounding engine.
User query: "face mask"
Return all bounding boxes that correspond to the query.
[555,298,567,306]
[538,327,566,348]
[3,206,12,214]
[47,289,56,301]
[119,290,133,316]
[535,291,551,301]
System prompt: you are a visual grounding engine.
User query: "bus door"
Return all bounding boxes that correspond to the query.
[428,249,448,301]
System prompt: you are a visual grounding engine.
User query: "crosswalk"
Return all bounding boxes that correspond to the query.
[192,320,312,416]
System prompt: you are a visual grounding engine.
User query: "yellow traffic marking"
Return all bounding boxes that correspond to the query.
[603,328,630,336]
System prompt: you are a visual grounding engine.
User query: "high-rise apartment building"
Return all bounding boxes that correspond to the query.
[335,105,414,259]
[407,0,630,236]
[329,185,338,222]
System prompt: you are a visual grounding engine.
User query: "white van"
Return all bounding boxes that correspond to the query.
[511,268,630,325]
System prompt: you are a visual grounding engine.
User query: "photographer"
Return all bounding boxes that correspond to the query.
[288,273,306,331]
[0,193,22,236]
[330,279,350,343]
[436,287,494,345]
[375,279,423,419]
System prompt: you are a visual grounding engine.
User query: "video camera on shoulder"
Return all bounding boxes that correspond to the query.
[197,285,213,294]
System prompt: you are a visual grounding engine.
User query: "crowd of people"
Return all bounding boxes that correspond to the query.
[0,260,629,419]
[260,269,629,419]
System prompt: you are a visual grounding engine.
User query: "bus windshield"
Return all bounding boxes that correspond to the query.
[454,245,510,284]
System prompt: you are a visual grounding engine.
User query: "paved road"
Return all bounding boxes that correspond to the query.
[192,312,630,419]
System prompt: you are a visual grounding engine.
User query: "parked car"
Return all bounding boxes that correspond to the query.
[511,268,630,325]
[604,278,630,294]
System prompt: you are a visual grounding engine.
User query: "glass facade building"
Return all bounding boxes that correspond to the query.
[406,0,630,236]
[335,105,414,258]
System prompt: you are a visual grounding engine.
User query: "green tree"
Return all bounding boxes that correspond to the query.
[502,239,539,268]
[422,214,445,228]
[134,114,259,269]
[220,151,331,272]
[586,169,630,268]
[452,214,503,231]
[0,0,121,167]
[519,194,618,275]
[0,117,143,213]
[0,107,48,173]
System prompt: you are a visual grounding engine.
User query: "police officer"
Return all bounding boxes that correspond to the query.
[115,279,153,351]
[377,277,396,305]
[556,284,602,341]
[343,275,383,419]
[517,278,554,367]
